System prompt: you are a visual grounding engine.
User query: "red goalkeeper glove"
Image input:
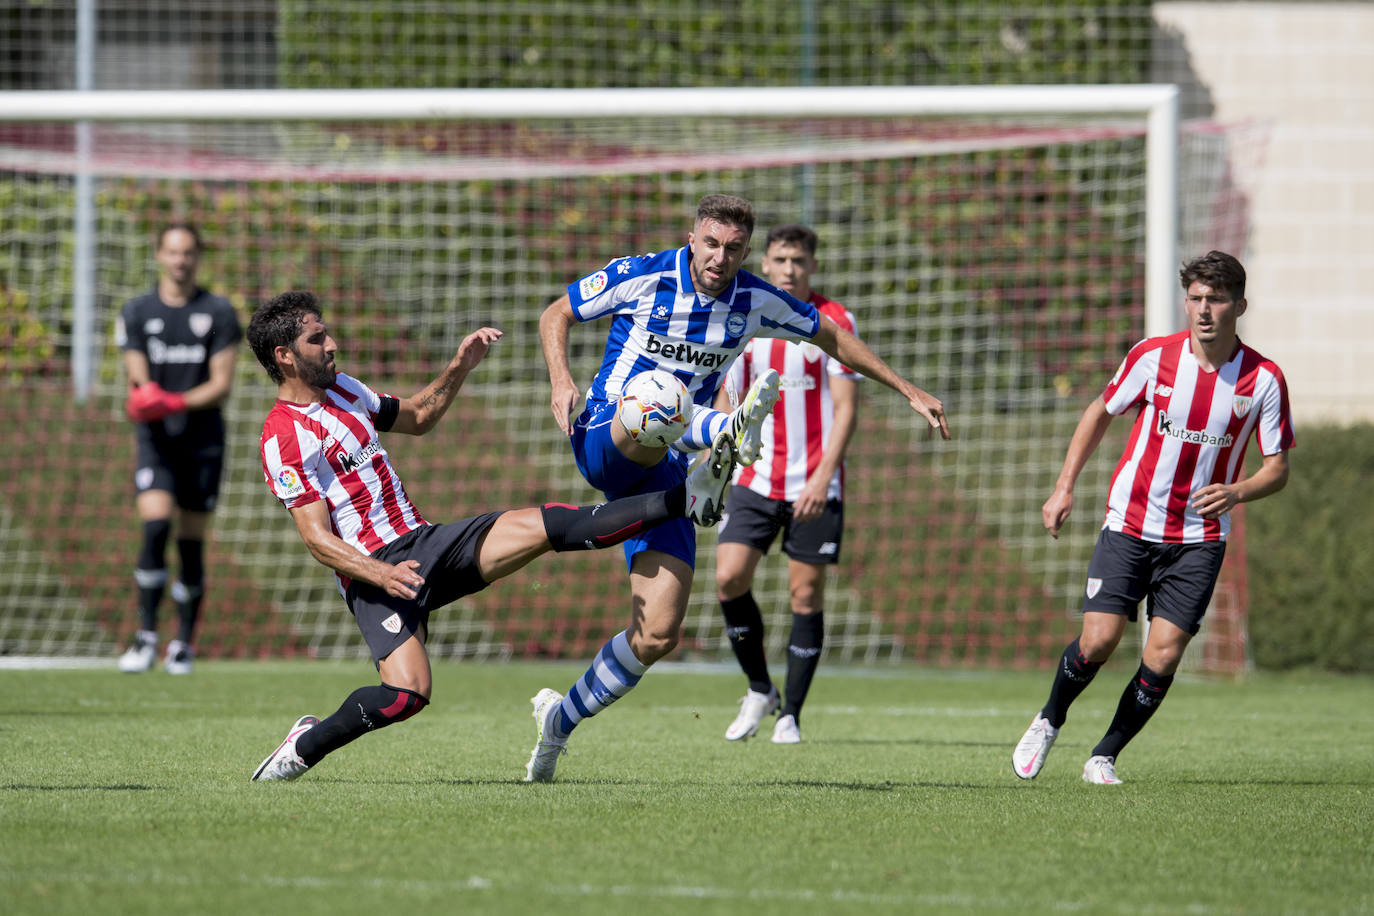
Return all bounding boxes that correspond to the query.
[125,383,189,423]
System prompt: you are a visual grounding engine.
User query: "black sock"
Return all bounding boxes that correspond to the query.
[174,538,205,645]
[135,519,171,632]
[540,484,682,552]
[782,611,824,721]
[295,683,429,768]
[1041,637,1103,728]
[1091,662,1174,760]
[721,592,771,694]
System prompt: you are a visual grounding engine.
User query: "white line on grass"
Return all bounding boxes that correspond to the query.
[4,869,1222,913]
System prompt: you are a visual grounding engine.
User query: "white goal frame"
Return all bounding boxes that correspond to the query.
[0,85,1179,402]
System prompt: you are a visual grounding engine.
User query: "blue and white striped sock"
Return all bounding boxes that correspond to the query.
[675,406,729,452]
[554,630,649,737]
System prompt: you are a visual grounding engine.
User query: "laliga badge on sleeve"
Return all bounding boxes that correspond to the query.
[578,270,609,301]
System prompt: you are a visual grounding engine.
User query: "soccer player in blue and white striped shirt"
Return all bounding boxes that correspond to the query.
[526,194,949,781]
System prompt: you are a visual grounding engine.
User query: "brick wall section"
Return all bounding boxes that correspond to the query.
[1155,2,1374,424]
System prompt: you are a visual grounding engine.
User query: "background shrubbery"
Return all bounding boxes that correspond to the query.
[1247,424,1374,673]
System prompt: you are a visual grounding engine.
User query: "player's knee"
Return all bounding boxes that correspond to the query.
[788,585,822,615]
[716,567,751,599]
[379,683,430,724]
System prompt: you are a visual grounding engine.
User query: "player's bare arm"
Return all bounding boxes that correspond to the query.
[1191,450,1290,520]
[794,375,858,524]
[122,349,152,388]
[179,345,239,410]
[538,295,582,435]
[391,327,503,436]
[1042,398,1115,538]
[810,314,950,440]
[288,500,425,599]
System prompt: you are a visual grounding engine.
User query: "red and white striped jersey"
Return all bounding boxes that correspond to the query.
[1100,331,1294,543]
[726,294,862,503]
[260,373,428,593]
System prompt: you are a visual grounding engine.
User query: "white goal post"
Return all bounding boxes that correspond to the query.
[0,85,1179,402]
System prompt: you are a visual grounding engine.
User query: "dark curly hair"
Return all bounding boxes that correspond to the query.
[247,291,320,385]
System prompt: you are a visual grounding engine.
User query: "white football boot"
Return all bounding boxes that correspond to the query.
[686,431,737,526]
[729,369,781,466]
[524,688,569,783]
[251,715,319,781]
[1012,714,1059,779]
[117,630,158,673]
[725,686,780,741]
[163,639,193,675]
[1082,755,1123,785]
[771,714,801,745]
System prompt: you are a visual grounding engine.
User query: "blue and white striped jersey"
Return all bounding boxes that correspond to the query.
[569,246,821,408]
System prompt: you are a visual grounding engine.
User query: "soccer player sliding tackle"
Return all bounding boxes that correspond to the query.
[245,291,733,781]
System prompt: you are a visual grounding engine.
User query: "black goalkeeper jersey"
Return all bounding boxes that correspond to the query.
[116,287,242,443]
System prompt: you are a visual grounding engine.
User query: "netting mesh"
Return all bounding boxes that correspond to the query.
[0,109,1259,672]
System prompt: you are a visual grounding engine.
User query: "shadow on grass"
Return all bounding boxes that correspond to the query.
[310,775,1022,792]
[2,783,158,791]
[817,737,1008,748]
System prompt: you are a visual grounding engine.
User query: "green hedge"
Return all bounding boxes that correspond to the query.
[278,1,1153,89]
[1247,424,1374,673]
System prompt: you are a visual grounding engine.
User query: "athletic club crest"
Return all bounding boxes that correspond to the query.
[1232,396,1253,418]
[381,613,403,634]
[1085,577,1103,599]
[189,312,214,338]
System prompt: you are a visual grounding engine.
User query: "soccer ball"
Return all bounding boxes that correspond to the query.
[617,369,693,448]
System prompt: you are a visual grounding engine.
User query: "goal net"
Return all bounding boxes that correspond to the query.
[0,87,1260,673]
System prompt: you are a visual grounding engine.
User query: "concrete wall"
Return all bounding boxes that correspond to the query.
[1154,2,1374,424]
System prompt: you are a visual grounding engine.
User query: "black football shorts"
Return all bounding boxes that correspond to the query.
[1080,528,1227,635]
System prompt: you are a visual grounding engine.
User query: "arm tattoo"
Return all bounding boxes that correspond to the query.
[417,376,455,410]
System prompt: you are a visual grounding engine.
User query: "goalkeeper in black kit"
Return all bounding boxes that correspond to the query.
[115,222,242,676]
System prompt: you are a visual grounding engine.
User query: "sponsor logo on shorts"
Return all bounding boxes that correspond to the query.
[788,645,822,658]
[1086,577,1103,598]
[579,270,609,300]
[135,467,155,491]
[381,613,403,634]
[818,542,838,555]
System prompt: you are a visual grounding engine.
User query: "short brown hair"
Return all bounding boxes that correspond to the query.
[1180,250,1246,302]
[695,194,755,238]
[764,224,818,257]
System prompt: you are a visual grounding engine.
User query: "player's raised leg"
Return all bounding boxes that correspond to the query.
[675,368,780,465]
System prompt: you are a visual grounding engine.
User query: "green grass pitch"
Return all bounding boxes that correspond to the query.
[3,661,1371,915]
